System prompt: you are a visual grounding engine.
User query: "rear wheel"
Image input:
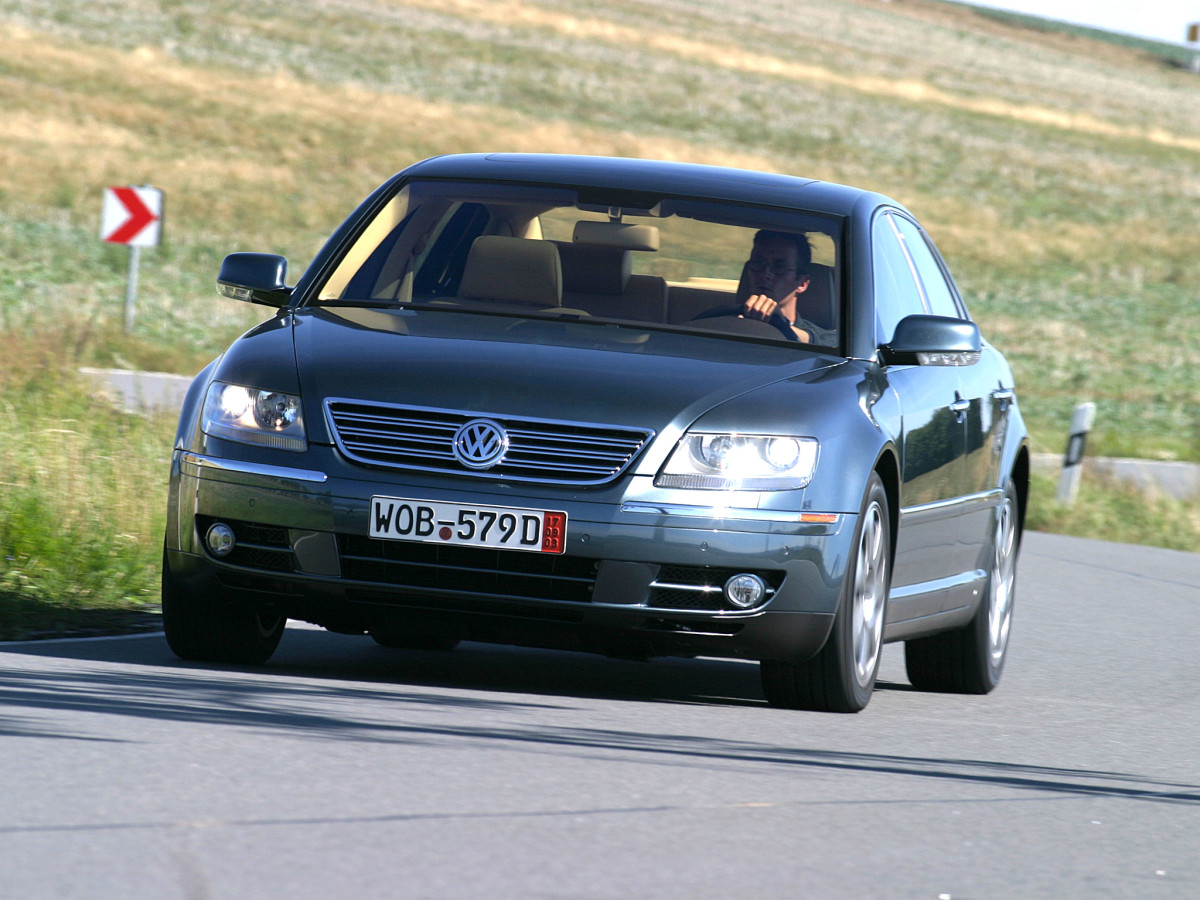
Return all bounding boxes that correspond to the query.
[161,547,286,665]
[905,481,1019,694]
[761,472,891,713]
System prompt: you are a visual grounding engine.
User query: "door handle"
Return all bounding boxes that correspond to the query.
[950,392,970,422]
[993,387,1014,410]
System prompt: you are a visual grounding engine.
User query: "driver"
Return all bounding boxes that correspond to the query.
[696,230,832,343]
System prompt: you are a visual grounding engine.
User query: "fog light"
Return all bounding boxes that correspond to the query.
[206,522,236,558]
[724,573,766,609]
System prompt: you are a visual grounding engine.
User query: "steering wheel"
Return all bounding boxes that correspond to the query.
[690,309,800,342]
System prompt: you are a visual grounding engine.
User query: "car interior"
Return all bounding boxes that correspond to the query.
[317,183,840,345]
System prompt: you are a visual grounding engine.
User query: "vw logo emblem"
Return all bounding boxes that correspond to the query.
[452,419,509,470]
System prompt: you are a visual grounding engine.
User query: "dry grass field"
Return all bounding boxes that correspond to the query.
[3,0,1199,455]
[2,0,1199,631]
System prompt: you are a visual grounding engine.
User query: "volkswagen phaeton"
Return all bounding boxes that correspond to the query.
[162,153,1028,712]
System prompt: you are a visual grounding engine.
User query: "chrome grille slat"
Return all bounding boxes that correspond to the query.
[506,445,631,460]
[337,420,447,432]
[500,461,621,475]
[340,434,457,453]
[506,433,643,450]
[350,447,458,462]
[326,399,652,485]
[337,412,456,427]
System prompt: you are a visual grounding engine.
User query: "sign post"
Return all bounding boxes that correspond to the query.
[1057,402,1096,504]
[101,185,163,332]
[1189,23,1200,73]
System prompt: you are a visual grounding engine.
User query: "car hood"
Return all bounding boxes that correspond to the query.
[290,306,840,446]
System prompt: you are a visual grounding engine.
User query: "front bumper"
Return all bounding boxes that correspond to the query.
[165,447,855,662]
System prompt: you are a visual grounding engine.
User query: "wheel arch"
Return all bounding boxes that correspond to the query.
[872,446,901,568]
[1010,442,1030,542]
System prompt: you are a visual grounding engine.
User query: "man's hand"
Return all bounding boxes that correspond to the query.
[740,293,779,322]
[740,294,810,342]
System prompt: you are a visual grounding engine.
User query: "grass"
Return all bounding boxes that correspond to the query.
[1026,470,1200,553]
[0,330,173,639]
[1,0,1198,638]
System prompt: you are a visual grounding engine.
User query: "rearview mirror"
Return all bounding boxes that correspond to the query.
[217,253,293,308]
[880,315,981,367]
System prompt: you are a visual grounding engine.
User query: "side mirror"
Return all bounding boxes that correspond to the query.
[879,315,981,367]
[217,253,293,308]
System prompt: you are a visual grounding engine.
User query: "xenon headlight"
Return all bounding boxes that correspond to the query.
[655,433,818,491]
[201,381,307,452]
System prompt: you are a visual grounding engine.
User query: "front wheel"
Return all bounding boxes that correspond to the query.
[161,547,286,665]
[761,472,891,713]
[905,481,1020,694]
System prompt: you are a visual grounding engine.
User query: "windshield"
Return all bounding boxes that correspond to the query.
[312,180,842,349]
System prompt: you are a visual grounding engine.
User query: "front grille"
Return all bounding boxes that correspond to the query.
[325,400,652,485]
[338,534,598,603]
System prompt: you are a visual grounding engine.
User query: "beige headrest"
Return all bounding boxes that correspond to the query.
[572,220,660,251]
[554,242,632,295]
[458,236,562,307]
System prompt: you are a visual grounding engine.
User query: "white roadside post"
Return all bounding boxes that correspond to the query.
[1057,401,1096,504]
[100,185,164,332]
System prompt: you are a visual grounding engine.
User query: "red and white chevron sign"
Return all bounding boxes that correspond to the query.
[101,185,163,247]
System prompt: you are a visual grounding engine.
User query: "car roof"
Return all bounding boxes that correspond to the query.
[397,153,890,218]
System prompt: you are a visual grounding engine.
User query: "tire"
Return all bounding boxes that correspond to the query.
[370,629,460,652]
[161,547,286,665]
[905,480,1019,694]
[761,472,891,713]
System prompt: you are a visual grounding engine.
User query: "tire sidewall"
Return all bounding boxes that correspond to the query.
[835,472,892,711]
[974,481,1019,690]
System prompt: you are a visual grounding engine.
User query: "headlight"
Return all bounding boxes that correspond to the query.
[655,433,818,490]
[201,382,307,452]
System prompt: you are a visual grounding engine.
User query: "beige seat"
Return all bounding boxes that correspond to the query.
[458,235,563,309]
[796,264,837,332]
[555,242,667,322]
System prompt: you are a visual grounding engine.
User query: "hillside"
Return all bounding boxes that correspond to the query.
[2,0,1199,459]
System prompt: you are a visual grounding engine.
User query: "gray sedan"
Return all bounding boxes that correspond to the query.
[162,153,1028,712]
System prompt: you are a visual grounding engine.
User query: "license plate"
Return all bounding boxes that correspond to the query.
[369,496,568,554]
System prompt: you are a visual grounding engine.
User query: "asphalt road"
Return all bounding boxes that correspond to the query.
[2,532,1198,900]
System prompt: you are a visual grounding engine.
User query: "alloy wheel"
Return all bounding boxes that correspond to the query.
[988,495,1017,668]
[852,499,888,689]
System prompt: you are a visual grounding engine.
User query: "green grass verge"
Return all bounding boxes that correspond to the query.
[0,332,174,641]
[1026,471,1200,553]
[1022,472,1200,549]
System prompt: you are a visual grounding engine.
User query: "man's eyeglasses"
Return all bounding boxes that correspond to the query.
[747,259,797,277]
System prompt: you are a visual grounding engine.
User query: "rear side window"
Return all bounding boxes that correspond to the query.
[890,215,963,320]
[872,212,925,344]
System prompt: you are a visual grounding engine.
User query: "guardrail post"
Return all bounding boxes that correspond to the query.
[1057,402,1096,504]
